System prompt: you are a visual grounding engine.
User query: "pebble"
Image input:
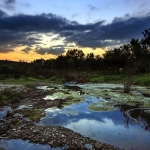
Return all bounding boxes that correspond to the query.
[94,142,103,149]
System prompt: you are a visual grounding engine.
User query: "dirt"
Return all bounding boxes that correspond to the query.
[0,83,120,150]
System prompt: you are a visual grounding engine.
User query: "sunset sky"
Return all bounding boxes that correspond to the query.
[0,0,150,62]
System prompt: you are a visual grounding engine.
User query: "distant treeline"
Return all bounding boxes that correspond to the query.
[0,28,150,79]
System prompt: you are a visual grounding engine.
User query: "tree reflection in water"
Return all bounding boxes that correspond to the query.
[115,104,150,131]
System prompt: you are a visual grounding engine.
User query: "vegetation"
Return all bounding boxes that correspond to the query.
[0,28,150,91]
[21,108,44,122]
[0,88,22,105]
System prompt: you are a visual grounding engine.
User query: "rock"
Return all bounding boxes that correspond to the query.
[94,142,103,149]
[144,110,150,115]
[48,141,54,146]
[85,143,93,149]
[141,92,150,97]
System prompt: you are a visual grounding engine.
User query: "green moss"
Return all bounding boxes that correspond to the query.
[88,103,115,112]
[88,99,116,112]
[44,91,82,101]
[21,108,44,122]
[80,83,150,111]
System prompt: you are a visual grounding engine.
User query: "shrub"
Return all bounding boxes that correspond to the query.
[0,93,7,105]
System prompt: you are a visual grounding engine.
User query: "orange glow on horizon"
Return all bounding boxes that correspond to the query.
[0,47,105,62]
[0,49,57,62]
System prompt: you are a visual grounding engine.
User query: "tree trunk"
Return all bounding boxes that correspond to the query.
[123,74,133,93]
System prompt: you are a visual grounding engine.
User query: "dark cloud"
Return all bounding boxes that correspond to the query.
[0,9,150,54]
[88,5,99,11]
[5,0,15,4]
[62,15,150,48]
[0,45,14,53]
[0,9,8,17]
[21,47,32,53]
[35,46,65,55]
[0,0,16,10]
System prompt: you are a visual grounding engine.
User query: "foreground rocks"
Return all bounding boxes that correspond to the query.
[5,123,118,150]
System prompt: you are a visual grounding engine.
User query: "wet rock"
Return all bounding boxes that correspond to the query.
[85,143,93,149]
[4,123,118,150]
[144,110,150,115]
[141,92,150,97]
[49,141,54,146]
[94,142,103,149]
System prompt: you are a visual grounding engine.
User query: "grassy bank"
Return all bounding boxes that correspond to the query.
[0,76,64,85]
[0,74,150,86]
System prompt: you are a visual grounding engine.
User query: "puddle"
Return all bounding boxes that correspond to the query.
[0,106,12,120]
[40,83,150,150]
[0,139,62,150]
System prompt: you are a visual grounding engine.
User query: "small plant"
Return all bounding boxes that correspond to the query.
[10,94,21,103]
[21,108,44,122]
[0,93,7,105]
[0,88,22,105]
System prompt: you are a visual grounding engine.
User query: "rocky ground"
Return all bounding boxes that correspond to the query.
[0,83,120,150]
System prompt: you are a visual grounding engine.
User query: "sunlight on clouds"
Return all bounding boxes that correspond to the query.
[39,33,65,47]
[0,45,105,62]
[0,47,57,62]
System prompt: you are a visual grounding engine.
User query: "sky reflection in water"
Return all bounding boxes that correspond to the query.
[41,95,150,150]
[0,139,61,150]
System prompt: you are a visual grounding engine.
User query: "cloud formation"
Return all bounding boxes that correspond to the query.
[5,0,15,4]
[36,46,65,55]
[0,9,150,54]
[0,0,16,10]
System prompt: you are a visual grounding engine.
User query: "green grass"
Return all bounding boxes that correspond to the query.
[0,74,150,86]
[88,75,105,83]
[88,74,124,83]
[134,74,150,86]
[0,88,22,105]
[0,76,64,85]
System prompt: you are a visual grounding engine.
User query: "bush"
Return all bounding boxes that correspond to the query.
[0,93,7,105]
[10,94,21,103]
[0,89,22,105]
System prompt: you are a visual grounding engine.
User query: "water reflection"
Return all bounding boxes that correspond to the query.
[41,95,150,150]
[0,139,61,150]
[116,104,150,130]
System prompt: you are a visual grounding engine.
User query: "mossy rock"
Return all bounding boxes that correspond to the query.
[21,108,44,122]
[88,103,115,112]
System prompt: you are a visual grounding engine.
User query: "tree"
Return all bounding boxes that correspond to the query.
[122,30,150,93]
[66,49,85,70]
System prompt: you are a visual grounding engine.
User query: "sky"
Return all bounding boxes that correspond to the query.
[0,0,150,62]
